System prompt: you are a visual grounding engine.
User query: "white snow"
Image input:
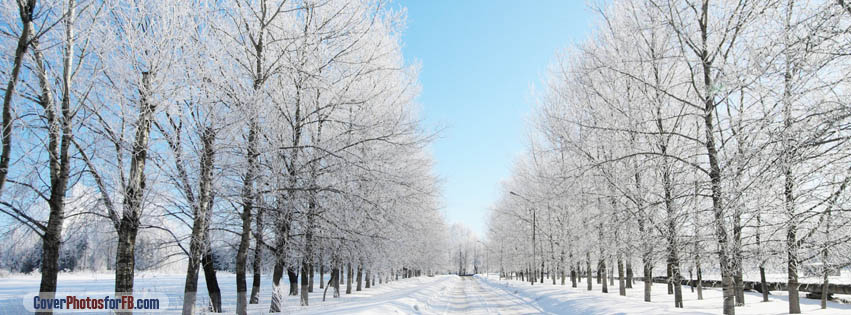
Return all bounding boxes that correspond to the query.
[476,274,851,315]
[1,272,850,314]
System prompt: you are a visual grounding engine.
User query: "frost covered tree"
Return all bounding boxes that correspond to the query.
[487,1,851,315]
[0,1,448,314]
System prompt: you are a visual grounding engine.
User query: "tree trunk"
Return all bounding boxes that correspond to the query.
[308,263,314,293]
[618,256,626,296]
[346,263,353,294]
[820,199,833,310]
[333,263,341,297]
[586,252,592,291]
[182,127,217,315]
[202,247,222,312]
[320,262,325,289]
[366,270,371,288]
[689,269,694,293]
[821,247,829,309]
[115,71,155,304]
[236,198,251,313]
[760,266,768,302]
[182,220,217,314]
[38,224,62,315]
[114,222,139,296]
[609,262,614,286]
[288,267,299,296]
[576,261,581,283]
[300,260,309,306]
[561,252,566,286]
[626,261,633,289]
[663,168,684,308]
[599,222,607,293]
[734,264,744,306]
[0,0,36,201]
[698,19,737,314]
[601,259,608,293]
[356,264,363,291]
[667,264,673,295]
[32,5,74,311]
[571,265,577,288]
[694,194,704,301]
[238,120,259,312]
[322,266,335,302]
[247,15,267,300]
[734,210,744,307]
[643,259,652,302]
[181,235,203,315]
[697,266,704,300]
[780,3,801,312]
[250,207,263,304]
[756,213,768,303]
[597,262,602,284]
[269,261,283,313]
[783,82,802,313]
[639,199,652,302]
[670,259,683,308]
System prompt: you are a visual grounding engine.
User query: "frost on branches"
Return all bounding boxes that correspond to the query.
[485,1,851,315]
[0,0,449,314]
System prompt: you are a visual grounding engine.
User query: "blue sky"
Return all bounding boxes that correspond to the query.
[397,1,593,237]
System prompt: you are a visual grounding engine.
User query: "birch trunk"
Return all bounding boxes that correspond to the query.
[250,205,263,304]
[115,71,155,298]
[202,245,222,312]
[32,4,73,311]
[269,261,283,313]
[782,1,800,312]
[300,260,309,306]
[636,172,652,302]
[181,127,216,315]
[694,4,737,311]
[237,119,258,313]
[0,0,36,199]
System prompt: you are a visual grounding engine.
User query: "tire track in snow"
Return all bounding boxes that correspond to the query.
[470,277,494,314]
[475,275,551,314]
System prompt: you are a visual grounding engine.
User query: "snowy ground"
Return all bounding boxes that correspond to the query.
[477,274,851,315]
[1,272,850,314]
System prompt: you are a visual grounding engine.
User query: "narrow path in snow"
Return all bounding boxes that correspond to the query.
[429,276,542,314]
[291,275,545,314]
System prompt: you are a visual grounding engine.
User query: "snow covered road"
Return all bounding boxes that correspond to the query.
[3,272,850,314]
[294,275,542,314]
[427,276,541,314]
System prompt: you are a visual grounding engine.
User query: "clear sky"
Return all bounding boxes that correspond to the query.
[397,1,594,238]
